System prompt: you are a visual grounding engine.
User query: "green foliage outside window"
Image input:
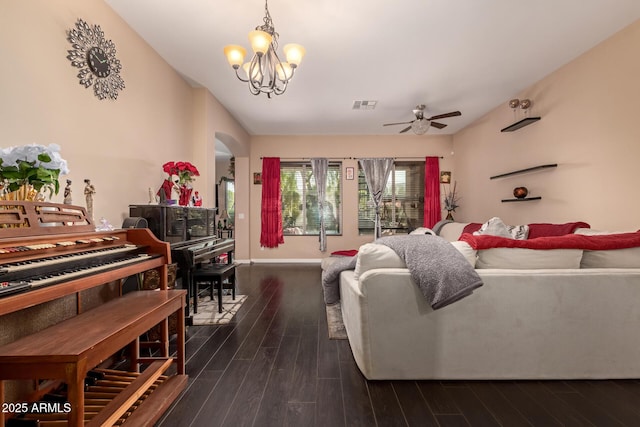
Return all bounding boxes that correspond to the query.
[281,163,342,235]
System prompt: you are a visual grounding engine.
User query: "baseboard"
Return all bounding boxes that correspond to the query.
[251,258,322,264]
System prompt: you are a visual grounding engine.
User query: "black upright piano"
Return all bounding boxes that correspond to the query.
[128,205,234,323]
[170,235,234,320]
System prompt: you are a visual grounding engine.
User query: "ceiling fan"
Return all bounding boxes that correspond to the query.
[383,105,462,134]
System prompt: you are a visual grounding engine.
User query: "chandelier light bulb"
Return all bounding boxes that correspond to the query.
[248,30,272,56]
[242,62,262,81]
[223,45,246,69]
[276,62,293,81]
[283,44,305,67]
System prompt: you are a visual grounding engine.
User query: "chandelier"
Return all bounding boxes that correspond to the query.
[223,0,305,97]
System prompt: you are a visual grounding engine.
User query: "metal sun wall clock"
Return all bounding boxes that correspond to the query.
[66,19,125,100]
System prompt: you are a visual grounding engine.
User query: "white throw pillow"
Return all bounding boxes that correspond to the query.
[476,248,583,269]
[409,227,435,235]
[474,217,529,240]
[438,222,470,241]
[450,241,477,267]
[354,243,405,280]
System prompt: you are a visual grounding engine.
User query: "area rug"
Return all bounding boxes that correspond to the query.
[326,303,347,340]
[192,295,247,325]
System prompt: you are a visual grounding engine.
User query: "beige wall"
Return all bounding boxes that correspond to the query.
[1,0,192,225]
[0,1,249,233]
[249,135,453,261]
[453,19,640,232]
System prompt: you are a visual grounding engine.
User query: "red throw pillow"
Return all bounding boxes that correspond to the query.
[331,249,358,257]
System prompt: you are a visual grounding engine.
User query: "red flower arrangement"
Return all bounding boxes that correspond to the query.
[158,161,200,205]
[162,161,200,184]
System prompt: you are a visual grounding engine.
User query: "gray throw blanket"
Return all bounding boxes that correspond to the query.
[321,235,483,309]
[377,235,483,309]
[322,255,357,305]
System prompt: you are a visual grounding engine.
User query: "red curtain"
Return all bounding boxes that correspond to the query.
[260,157,284,248]
[424,157,441,228]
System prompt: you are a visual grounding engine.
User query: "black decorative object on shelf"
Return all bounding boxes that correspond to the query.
[490,164,557,180]
[501,117,541,132]
[501,197,542,203]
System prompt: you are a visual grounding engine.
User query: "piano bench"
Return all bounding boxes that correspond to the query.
[192,263,237,314]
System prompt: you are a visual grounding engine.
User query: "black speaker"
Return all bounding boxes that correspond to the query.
[122,217,148,229]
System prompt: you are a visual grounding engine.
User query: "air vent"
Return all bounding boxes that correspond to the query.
[352,100,377,110]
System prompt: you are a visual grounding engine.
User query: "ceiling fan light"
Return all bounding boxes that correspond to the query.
[411,118,430,135]
[248,30,273,56]
[223,45,246,68]
[283,43,305,67]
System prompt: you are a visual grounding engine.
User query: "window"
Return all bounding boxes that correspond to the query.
[223,179,234,225]
[281,162,342,235]
[216,177,234,226]
[358,161,424,234]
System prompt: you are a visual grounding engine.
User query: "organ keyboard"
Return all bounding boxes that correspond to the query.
[0,244,160,296]
[0,201,187,427]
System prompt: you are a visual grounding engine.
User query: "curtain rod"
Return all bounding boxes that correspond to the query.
[260,157,354,160]
[393,156,444,160]
[259,156,443,160]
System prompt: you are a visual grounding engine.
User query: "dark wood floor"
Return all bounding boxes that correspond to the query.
[157,264,640,427]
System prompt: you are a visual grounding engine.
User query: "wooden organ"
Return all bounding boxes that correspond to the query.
[0,201,187,427]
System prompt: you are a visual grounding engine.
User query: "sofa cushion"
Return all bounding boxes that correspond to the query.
[527,222,590,238]
[476,248,583,269]
[354,240,479,279]
[354,243,405,280]
[573,228,640,267]
[580,247,640,268]
[450,241,477,267]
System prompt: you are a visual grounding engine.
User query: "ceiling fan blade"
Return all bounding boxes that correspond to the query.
[383,121,413,126]
[399,126,412,134]
[428,111,461,121]
[430,122,447,129]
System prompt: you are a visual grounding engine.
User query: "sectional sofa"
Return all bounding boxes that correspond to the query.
[337,221,640,380]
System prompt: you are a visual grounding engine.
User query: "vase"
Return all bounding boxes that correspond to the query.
[178,185,192,206]
[446,210,455,221]
[0,183,39,201]
[513,186,528,199]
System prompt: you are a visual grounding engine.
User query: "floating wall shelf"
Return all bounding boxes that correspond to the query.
[501,117,541,132]
[490,164,557,180]
[501,197,542,203]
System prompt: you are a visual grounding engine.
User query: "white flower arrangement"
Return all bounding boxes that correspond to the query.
[0,143,70,199]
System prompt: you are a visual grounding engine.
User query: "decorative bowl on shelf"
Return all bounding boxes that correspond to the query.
[513,187,529,199]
